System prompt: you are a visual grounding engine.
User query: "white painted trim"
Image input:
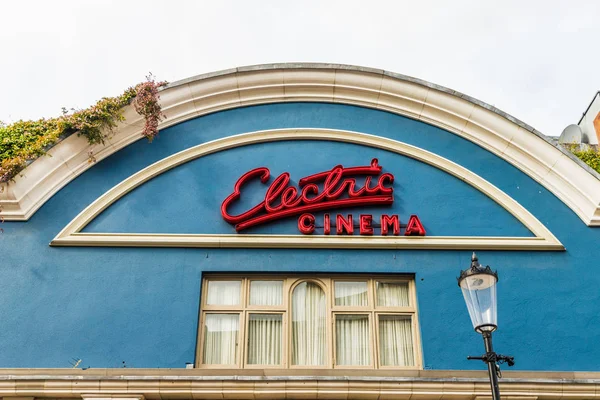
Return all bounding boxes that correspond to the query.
[51,129,563,251]
[4,64,600,227]
[53,233,560,250]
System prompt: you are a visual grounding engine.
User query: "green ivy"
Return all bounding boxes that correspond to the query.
[0,77,165,183]
[572,148,600,174]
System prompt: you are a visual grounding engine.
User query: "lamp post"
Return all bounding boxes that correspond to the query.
[458,252,514,400]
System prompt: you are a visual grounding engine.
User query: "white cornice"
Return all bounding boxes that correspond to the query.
[2,63,600,226]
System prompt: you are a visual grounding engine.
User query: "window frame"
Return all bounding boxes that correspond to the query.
[333,311,375,369]
[196,274,422,370]
[374,278,414,312]
[288,278,331,370]
[198,310,244,368]
[331,278,371,310]
[246,278,287,311]
[375,312,419,369]
[244,310,287,369]
[201,277,245,311]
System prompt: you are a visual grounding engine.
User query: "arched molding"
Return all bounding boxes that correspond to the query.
[3,63,599,226]
[51,129,563,250]
[289,278,329,300]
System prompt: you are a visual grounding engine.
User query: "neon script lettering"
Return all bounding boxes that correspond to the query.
[221,158,394,231]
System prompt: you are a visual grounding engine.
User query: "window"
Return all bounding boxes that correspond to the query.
[197,275,421,369]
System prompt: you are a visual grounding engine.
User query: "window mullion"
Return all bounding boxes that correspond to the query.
[331,313,336,367]
[327,278,333,369]
[239,310,245,368]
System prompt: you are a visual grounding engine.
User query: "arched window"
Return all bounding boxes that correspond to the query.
[291,281,327,365]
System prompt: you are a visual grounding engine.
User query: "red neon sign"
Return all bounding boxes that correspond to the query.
[221,158,425,236]
[221,158,394,231]
[298,213,425,236]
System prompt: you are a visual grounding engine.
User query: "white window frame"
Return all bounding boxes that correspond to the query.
[196,274,423,369]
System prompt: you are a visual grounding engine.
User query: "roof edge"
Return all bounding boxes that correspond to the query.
[2,63,600,225]
[163,62,600,182]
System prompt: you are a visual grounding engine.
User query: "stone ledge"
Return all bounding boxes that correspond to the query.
[0,369,597,400]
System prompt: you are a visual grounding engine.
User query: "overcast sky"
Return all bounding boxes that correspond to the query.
[1,0,599,137]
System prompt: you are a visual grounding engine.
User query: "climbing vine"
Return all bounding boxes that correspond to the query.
[572,148,600,174]
[0,75,166,183]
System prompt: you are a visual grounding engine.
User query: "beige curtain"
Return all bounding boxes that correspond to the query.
[378,315,414,366]
[249,281,283,306]
[207,281,241,305]
[247,314,282,365]
[376,282,409,307]
[203,313,239,364]
[336,315,370,365]
[291,282,326,365]
[334,281,368,306]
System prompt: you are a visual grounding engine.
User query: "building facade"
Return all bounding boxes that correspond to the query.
[578,91,600,145]
[1,64,600,399]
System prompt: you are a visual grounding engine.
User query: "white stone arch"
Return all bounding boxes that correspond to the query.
[51,129,563,250]
[2,63,599,227]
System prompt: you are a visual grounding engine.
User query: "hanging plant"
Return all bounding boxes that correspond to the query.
[0,75,167,183]
[133,75,167,142]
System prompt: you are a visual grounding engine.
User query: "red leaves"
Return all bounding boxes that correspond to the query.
[0,75,167,184]
[133,75,167,142]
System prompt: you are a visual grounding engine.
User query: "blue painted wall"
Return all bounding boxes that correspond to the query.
[1,103,599,371]
[84,140,532,237]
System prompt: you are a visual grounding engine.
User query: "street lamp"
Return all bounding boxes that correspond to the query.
[458,252,514,400]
